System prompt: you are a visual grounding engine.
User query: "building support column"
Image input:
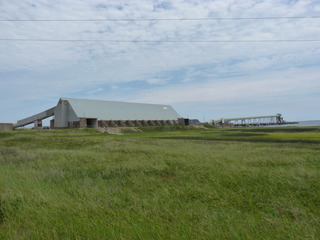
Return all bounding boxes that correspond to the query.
[79,118,87,128]
[34,120,42,129]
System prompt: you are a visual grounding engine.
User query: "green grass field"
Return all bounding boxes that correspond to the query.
[0,126,319,239]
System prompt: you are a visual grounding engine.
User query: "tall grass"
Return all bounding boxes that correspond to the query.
[0,127,319,239]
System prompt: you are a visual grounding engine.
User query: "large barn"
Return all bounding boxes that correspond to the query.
[15,98,187,129]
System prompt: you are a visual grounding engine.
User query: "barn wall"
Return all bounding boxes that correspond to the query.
[54,100,79,128]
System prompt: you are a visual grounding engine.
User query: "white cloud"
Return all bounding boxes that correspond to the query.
[0,0,320,122]
[146,78,168,85]
[1,0,319,73]
[110,85,119,89]
[87,87,104,94]
[131,67,320,104]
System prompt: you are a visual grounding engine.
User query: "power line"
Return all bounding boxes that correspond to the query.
[1,16,320,22]
[0,38,319,43]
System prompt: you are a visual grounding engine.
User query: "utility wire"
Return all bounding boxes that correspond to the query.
[1,16,320,22]
[0,39,319,43]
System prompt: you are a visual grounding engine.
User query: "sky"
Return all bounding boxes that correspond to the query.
[1,0,320,125]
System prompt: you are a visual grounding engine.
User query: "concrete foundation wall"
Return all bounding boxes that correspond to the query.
[34,120,42,129]
[79,118,87,128]
[98,119,182,128]
[0,123,13,131]
[68,121,80,128]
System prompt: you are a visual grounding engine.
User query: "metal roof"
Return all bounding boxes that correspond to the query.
[61,97,181,120]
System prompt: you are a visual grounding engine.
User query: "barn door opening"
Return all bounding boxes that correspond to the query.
[86,118,98,128]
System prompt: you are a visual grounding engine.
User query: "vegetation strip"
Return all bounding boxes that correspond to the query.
[0,126,319,239]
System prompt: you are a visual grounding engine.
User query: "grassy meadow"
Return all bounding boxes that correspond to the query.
[0,126,319,239]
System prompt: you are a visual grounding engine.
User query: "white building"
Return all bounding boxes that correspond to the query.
[15,97,186,129]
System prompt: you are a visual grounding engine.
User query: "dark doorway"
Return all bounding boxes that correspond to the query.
[86,118,98,128]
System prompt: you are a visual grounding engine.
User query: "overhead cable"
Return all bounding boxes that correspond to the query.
[0,38,319,43]
[1,16,320,22]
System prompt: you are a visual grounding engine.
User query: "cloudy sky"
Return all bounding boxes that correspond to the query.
[1,0,320,124]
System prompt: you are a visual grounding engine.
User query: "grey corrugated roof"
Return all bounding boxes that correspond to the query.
[61,97,181,120]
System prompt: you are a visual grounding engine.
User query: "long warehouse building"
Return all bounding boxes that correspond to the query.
[15,97,187,129]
